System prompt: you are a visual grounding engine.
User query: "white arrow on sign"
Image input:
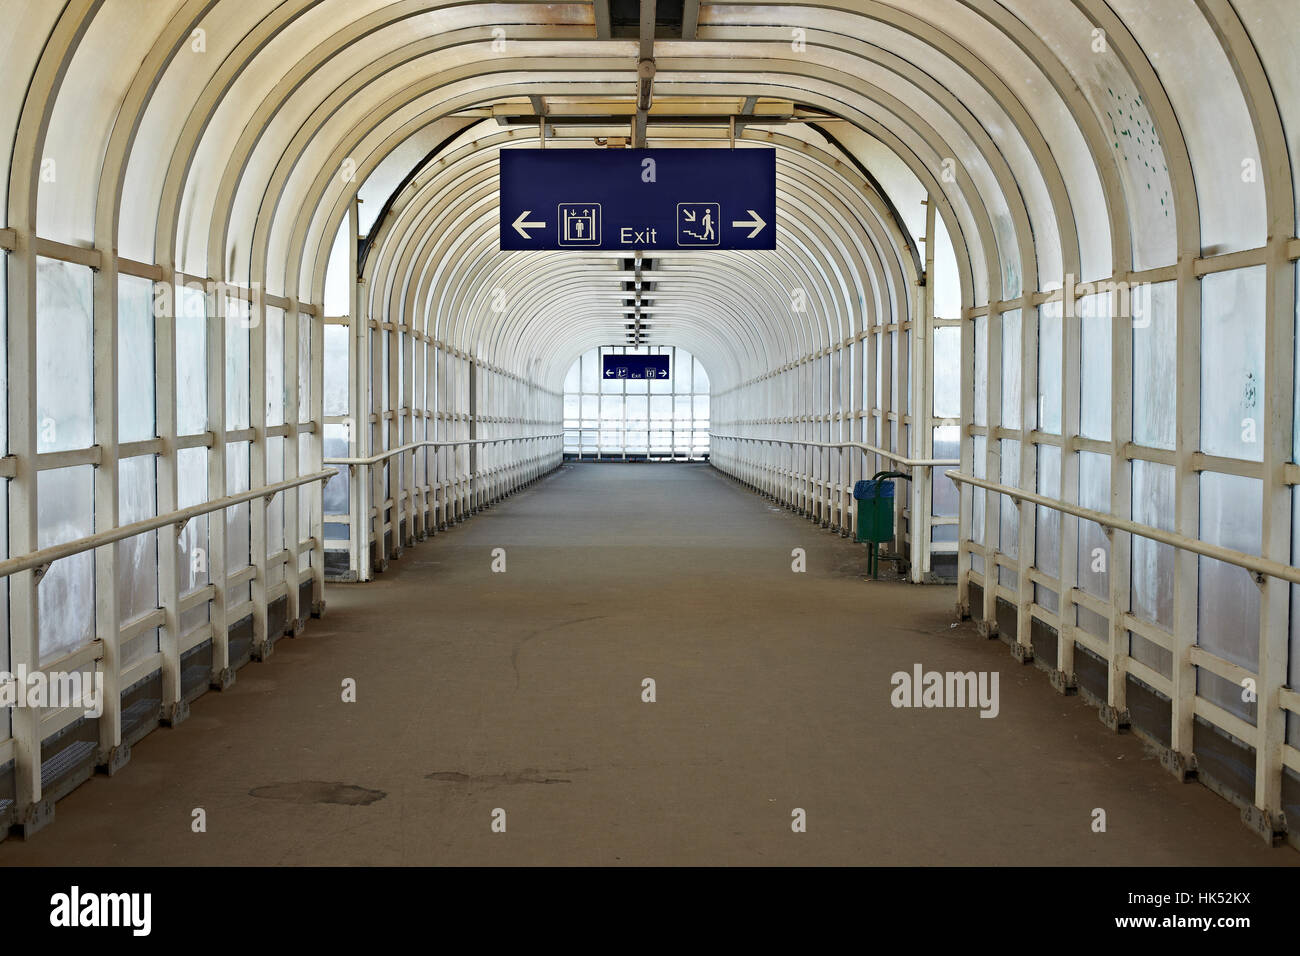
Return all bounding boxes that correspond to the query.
[512,209,547,239]
[731,209,767,239]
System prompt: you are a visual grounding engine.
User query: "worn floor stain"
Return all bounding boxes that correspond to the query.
[249,781,387,806]
[426,768,580,786]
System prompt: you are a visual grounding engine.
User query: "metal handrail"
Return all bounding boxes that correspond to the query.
[0,469,338,581]
[946,470,1300,587]
[324,433,565,468]
[709,433,959,469]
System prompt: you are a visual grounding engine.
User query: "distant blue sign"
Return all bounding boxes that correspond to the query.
[603,355,670,381]
[500,148,776,251]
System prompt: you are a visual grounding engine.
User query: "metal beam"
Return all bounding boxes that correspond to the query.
[634,0,657,147]
[682,0,700,39]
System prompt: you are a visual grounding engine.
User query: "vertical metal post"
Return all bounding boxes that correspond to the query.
[1015,290,1039,659]
[92,244,123,765]
[205,277,230,685]
[981,299,1002,632]
[911,199,936,581]
[1106,284,1133,718]
[957,281,975,617]
[469,359,478,508]
[370,312,385,566]
[1169,254,1200,766]
[309,307,326,613]
[7,177,42,830]
[156,267,183,720]
[1059,293,1083,684]
[284,300,302,632]
[1253,230,1295,827]
[347,198,369,581]
[249,289,270,660]
[386,304,401,551]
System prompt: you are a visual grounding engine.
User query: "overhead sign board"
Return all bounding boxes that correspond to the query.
[602,354,670,381]
[499,148,776,251]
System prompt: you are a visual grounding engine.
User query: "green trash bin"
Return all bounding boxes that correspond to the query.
[854,471,907,578]
[853,478,895,545]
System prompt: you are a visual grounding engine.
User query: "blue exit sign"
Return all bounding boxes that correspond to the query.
[602,355,670,381]
[500,148,776,251]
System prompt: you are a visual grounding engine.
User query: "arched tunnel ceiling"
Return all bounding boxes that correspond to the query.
[5,0,1296,392]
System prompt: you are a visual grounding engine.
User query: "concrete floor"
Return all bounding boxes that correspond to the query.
[2,462,1295,865]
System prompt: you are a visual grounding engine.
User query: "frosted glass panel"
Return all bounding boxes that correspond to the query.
[1130,459,1174,677]
[1076,451,1110,599]
[1000,310,1021,429]
[1198,471,1261,723]
[1198,472,1260,672]
[677,350,694,391]
[38,466,95,663]
[1131,281,1176,450]
[266,437,285,561]
[1200,267,1265,461]
[117,454,158,623]
[322,423,349,520]
[298,313,311,423]
[119,275,155,443]
[1130,460,1174,627]
[1078,293,1111,441]
[931,426,959,517]
[225,299,250,429]
[177,447,209,595]
[872,343,882,414]
[971,436,987,578]
[998,439,1019,589]
[1034,440,1060,614]
[176,286,207,434]
[36,258,93,452]
[999,440,1019,555]
[226,442,251,573]
[266,306,285,426]
[932,326,959,418]
[1037,301,1062,435]
[1035,444,1061,580]
[299,435,316,551]
[973,316,987,426]
[323,221,350,317]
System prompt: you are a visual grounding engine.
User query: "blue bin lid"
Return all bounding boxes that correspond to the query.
[853,478,895,500]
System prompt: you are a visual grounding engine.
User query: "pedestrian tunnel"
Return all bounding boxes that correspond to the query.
[0,0,1298,871]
